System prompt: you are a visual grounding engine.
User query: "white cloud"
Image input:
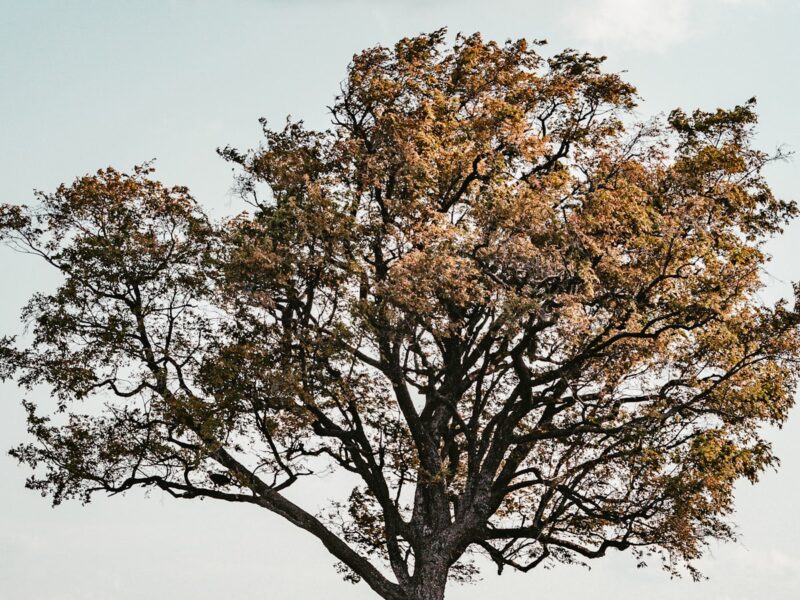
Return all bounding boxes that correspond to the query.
[564,0,768,52]
[565,0,692,51]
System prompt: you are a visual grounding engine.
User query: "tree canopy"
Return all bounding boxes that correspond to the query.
[2,30,799,600]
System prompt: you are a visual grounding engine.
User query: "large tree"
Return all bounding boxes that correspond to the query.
[2,30,799,600]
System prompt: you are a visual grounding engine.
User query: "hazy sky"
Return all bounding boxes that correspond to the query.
[1,1,799,599]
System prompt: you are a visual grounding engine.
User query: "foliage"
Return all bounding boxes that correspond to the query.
[2,30,799,600]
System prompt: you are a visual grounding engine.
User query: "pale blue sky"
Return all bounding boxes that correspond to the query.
[1,1,799,599]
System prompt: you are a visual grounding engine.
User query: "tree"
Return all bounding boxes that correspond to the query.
[1,29,799,600]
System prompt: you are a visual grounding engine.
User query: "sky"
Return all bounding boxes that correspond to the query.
[1,1,799,599]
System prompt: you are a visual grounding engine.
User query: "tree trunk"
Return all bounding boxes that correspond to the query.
[407,579,447,600]
[406,557,448,600]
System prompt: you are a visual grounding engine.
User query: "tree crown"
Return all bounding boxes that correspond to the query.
[2,30,799,600]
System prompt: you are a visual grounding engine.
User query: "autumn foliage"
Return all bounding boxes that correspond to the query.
[2,30,799,600]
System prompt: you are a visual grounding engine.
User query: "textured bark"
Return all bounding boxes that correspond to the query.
[408,582,447,600]
[407,564,448,600]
